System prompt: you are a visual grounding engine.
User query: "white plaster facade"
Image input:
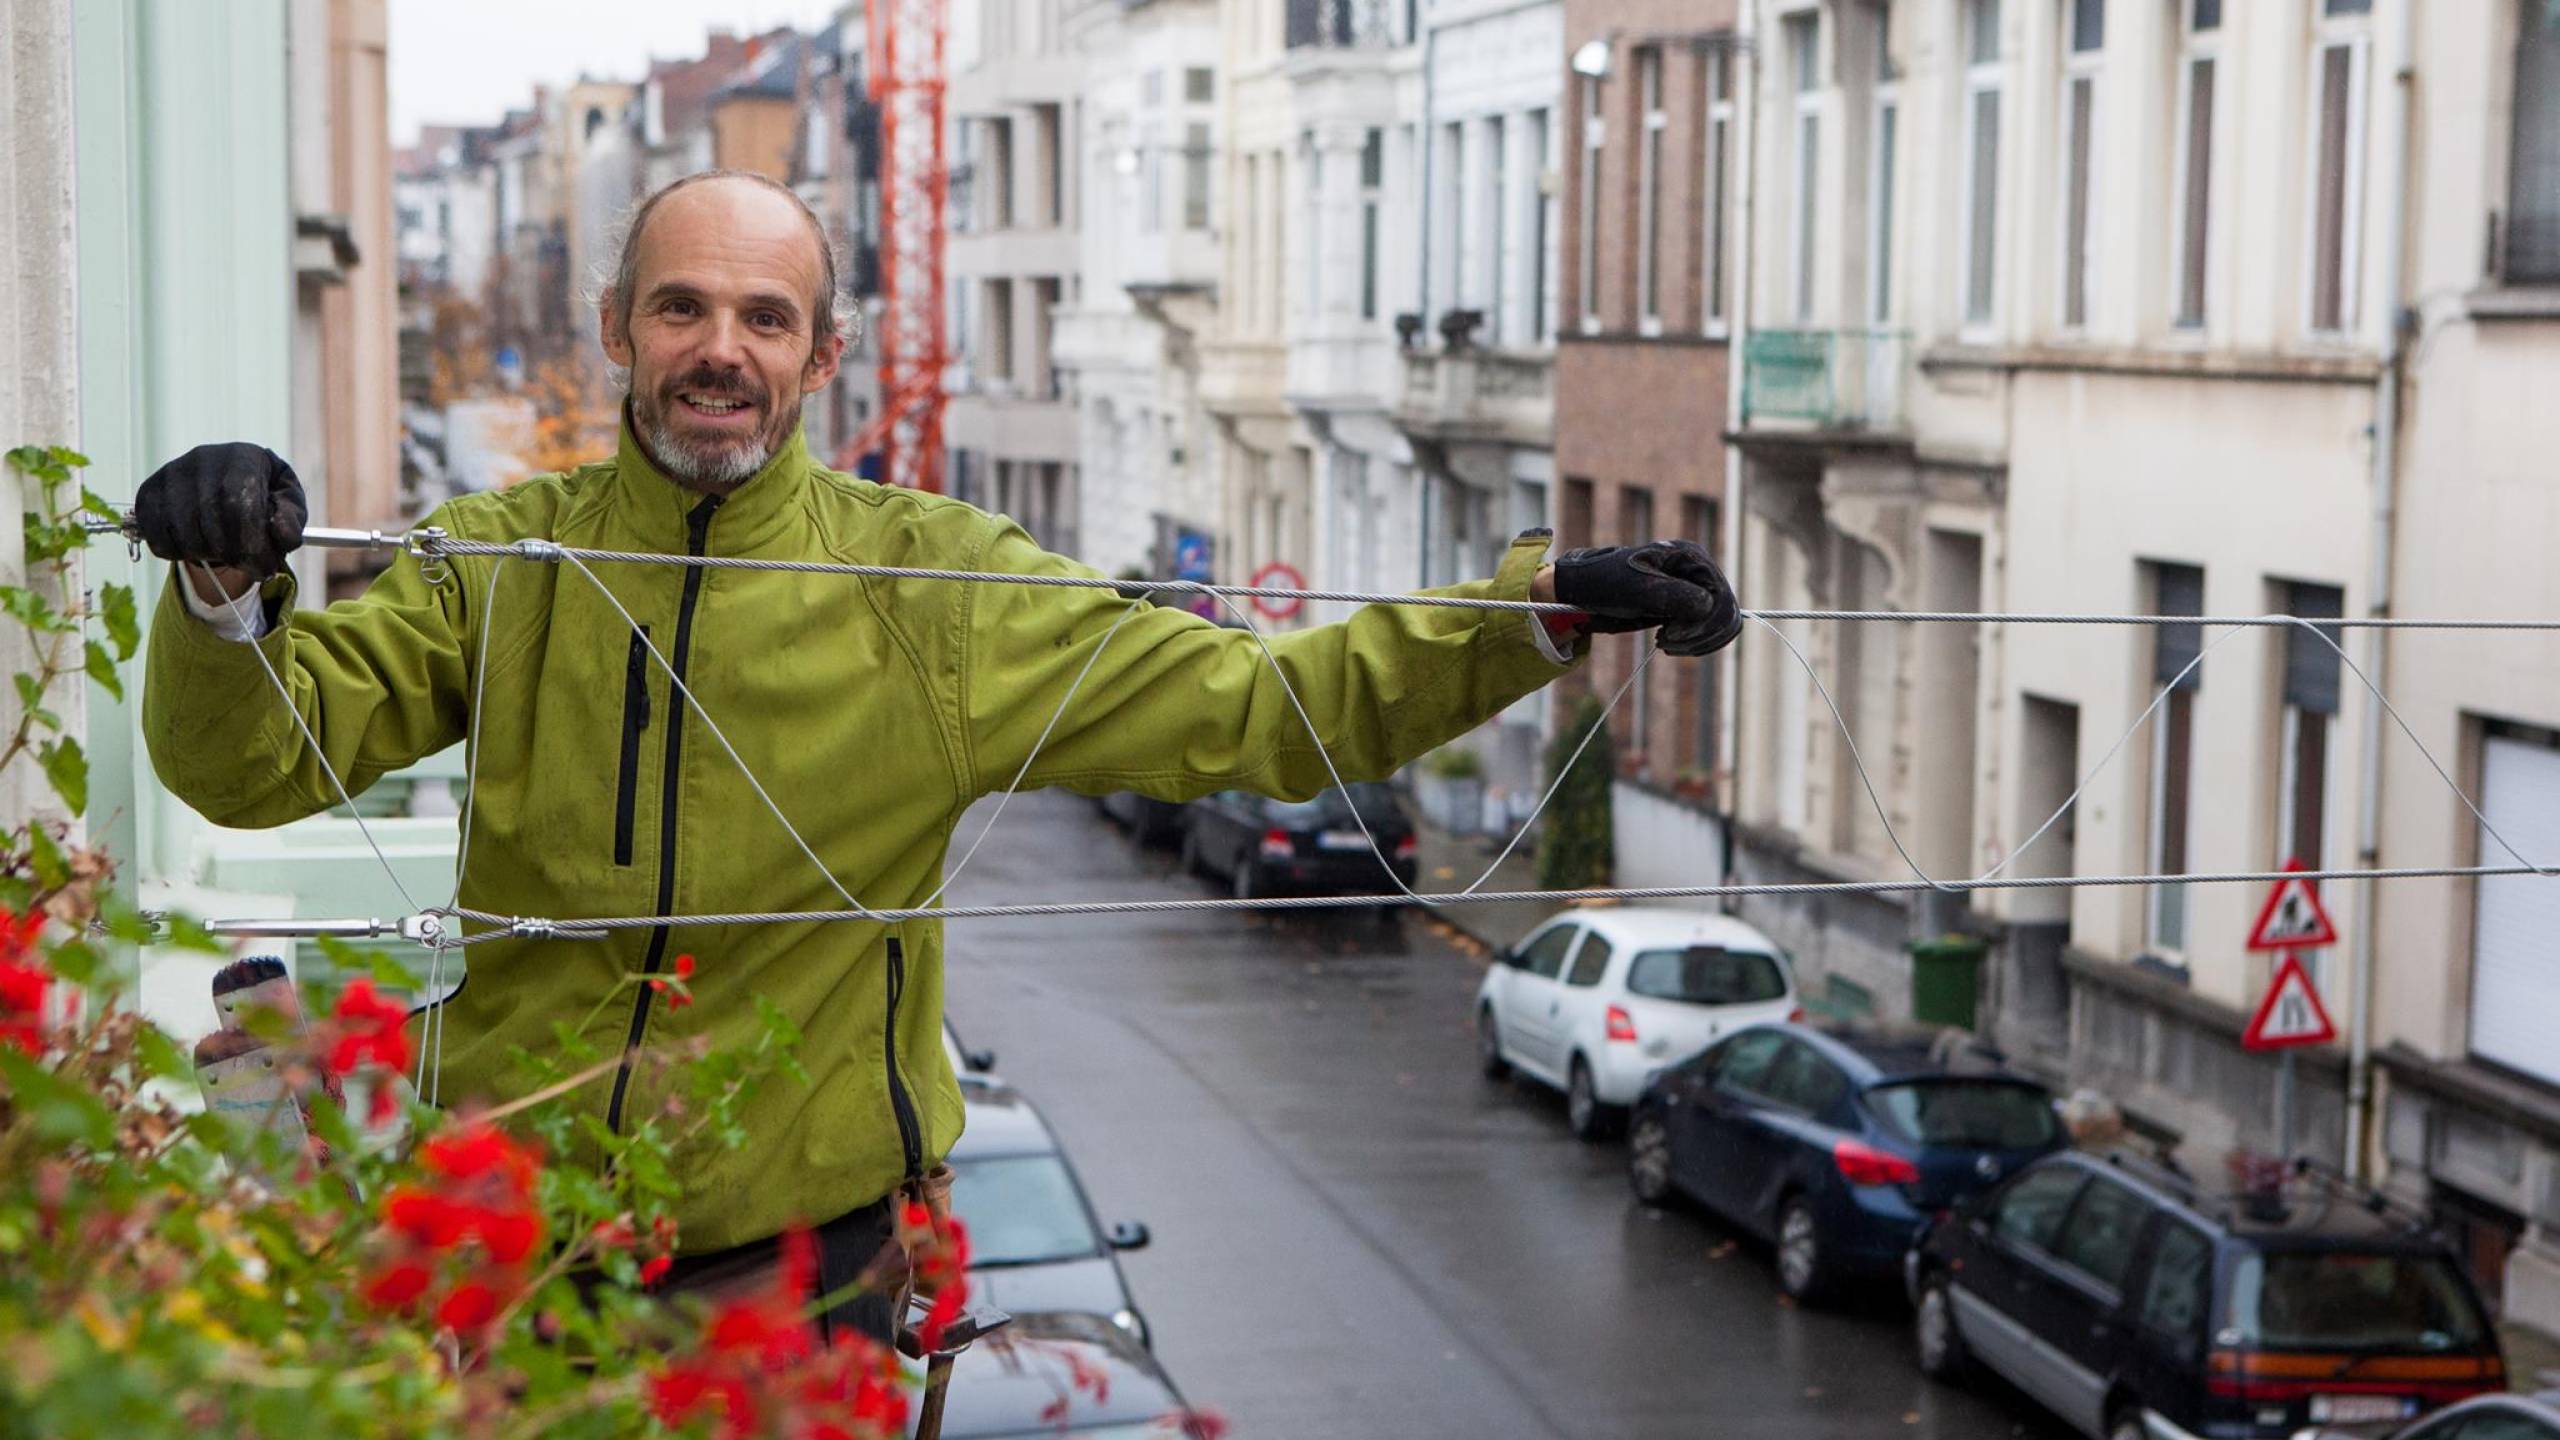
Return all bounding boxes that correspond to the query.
[1052,0,1226,579]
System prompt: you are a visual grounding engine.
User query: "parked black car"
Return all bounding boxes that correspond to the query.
[1907,1152,2505,1440]
[1176,782,1416,899]
[1626,1021,2065,1303]
[917,1311,1192,1439]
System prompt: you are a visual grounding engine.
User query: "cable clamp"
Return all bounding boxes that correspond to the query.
[398,912,447,947]
[512,539,564,563]
[407,527,453,584]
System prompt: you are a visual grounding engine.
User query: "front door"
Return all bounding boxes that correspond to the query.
[1952,1165,2090,1423]
[1502,922,1580,1081]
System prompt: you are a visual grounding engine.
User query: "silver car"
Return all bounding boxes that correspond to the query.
[2292,1390,2560,1440]
[948,1081,1155,1349]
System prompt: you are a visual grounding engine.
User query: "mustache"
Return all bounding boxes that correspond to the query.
[663,368,768,406]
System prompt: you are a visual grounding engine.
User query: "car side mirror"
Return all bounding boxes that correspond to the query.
[964,1048,997,1073]
[1108,1220,1151,1251]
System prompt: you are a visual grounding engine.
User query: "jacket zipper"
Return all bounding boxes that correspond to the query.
[883,936,925,1181]
[605,496,720,1136]
[612,625,651,867]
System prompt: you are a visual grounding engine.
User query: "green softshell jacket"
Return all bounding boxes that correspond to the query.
[143,423,1575,1250]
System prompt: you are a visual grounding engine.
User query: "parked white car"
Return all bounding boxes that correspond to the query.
[1475,907,1801,1139]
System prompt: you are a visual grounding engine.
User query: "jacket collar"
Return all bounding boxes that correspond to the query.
[613,407,814,554]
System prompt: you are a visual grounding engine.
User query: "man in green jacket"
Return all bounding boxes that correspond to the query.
[135,171,1742,1342]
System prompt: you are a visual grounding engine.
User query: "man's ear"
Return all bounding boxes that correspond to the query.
[801,330,844,395]
[600,290,632,367]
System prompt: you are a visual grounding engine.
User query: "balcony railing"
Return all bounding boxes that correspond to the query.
[1740,328,1908,432]
[1398,348,1553,442]
[1285,0,1395,49]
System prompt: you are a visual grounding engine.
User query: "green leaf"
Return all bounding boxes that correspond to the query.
[23,822,68,890]
[83,639,122,702]
[80,488,120,521]
[99,582,139,660]
[43,936,98,987]
[0,584,60,633]
[37,736,86,816]
[0,1049,116,1148]
[365,949,424,992]
[49,447,90,472]
[13,672,59,732]
[135,1023,194,1082]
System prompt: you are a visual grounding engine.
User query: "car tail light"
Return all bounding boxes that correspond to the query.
[1258,828,1294,860]
[1605,1005,1638,1043]
[1832,1138,1920,1187]
[2204,1351,2504,1404]
[1787,1006,1806,1023]
[1393,833,1418,861]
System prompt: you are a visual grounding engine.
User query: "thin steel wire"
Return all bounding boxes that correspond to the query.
[444,862,2551,933]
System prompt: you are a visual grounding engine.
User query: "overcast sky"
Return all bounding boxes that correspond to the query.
[388,0,845,146]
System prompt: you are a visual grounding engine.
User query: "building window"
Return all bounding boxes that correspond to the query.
[1304,134,1324,318]
[2307,0,2371,335]
[1870,4,1901,324]
[1579,74,1604,331]
[1488,115,1511,342]
[1441,121,1466,322]
[1787,12,1823,324]
[990,116,1016,230]
[1184,122,1212,231]
[1705,47,1734,334]
[1636,47,1667,332]
[1360,128,1383,320]
[1185,66,1215,103]
[2058,0,2103,330]
[2275,582,2345,876]
[2469,724,2560,1089]
[2173,0,2221,328]
[1531,108,1555,342]
[1034,103,1065,227]
[1684,495,1722,773]
[1962,0,2003,330]
[2145,562,2204,954]
[2508,0,2560,284]
[986,278,1016,383]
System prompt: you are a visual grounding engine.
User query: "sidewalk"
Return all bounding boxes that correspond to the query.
[1410,820,1557,957]
[2507,1319,2560,1391]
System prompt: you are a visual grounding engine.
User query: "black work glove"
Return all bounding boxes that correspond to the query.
[133,442,307,579]
[1551,540,1745,658]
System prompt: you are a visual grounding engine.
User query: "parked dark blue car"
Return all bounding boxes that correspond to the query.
[1627,1022,2065,1304]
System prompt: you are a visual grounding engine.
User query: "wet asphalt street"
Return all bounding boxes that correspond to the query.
[938,792,2073,1440]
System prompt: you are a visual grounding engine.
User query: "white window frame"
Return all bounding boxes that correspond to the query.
[1530,108,1556,343]
[2168,0,2222,333]
[1868,9,1900,326]
[1579,75,1605,333]
[1443,121,1467,323]
[2146,686,2195,957]
[1704,47,1734,337]
[1637,47,1668,335]
[1959,0,2004,338]
[1787,12,1824,326]
[1302,133,1323,320]
[2301,3,2371,340]
[1359,128,1383,321]
[2054,0,2104,335]
[1488,114,1511,343]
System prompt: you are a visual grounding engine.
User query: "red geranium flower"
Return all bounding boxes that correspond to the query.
[325,978,413,1077]
[359,1258,434,1311]
[436,1277,503,1332]
[0,909,52,1056]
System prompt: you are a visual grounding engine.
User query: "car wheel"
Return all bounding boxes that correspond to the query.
[1477,1006,1510,1080]
[1913,1274,1970,1381]
[1566,1056,1616,1141]
[1775,1195,1834,1303]
[1231,859,1261,901]
[1628,1111,1675,1206]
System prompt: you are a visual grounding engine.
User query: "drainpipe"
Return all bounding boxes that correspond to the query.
[1717,0,1760,878]
[2345,0,2415,1186]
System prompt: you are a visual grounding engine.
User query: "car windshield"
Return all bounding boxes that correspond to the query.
[1625,946,1788,1005]
[1263,783,1401,829]
[1864,1081,2059,1150]
[948,1155,1102,1267]
[2226,1250,2491,1351]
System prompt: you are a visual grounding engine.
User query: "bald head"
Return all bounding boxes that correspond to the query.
[606,171,851,355]
[599,172,849,492]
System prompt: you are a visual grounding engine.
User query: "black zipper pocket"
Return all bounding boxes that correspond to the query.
[612,625,651,866]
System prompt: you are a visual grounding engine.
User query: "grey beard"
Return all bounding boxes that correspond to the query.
[639,409,772,490]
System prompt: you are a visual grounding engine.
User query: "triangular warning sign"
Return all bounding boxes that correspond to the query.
[2247,860,2339,952]
[2243,953,2339,1051]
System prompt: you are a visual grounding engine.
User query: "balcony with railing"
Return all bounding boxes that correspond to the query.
[1285,0,1395,49]
[1739,328,1909,436]
[1394,342,1553,448]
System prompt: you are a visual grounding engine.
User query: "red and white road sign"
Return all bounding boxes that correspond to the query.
[2246,859,2339,952]
[2242,953,2339,1052]
[1250,561,1306,621]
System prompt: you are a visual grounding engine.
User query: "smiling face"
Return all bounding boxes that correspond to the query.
[601,177,844,492]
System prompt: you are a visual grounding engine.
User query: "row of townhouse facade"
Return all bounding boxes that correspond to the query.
[941,0,2560,1332]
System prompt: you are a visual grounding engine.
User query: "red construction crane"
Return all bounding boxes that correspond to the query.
[846,0,950,492]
